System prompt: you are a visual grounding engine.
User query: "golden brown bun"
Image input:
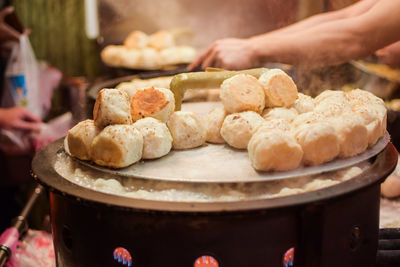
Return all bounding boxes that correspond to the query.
[67,119,100,160]
[116,76,173,98]
[90,125,143,168]
[130,87,175,122]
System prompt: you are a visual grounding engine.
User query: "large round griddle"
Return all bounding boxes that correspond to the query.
[73,132,389,183]
[69,102,390,183]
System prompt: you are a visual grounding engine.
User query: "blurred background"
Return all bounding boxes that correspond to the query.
[14,0,356,78]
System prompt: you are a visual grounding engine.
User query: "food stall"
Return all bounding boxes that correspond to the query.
[1,0,400,267]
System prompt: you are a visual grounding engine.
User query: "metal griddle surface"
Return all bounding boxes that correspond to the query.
[67,102,390,183]
[73,132,389,183]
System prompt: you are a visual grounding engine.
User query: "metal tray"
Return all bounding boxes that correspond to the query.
[68,131,389,184]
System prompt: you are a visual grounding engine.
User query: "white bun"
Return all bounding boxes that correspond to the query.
[329,115,368,158]
[248,129,303,171]
[257,119,291,133]
[123,30,149,49]
[116,82,141,99]
[346,88,385,107]
[314,90,345,105]
[148,30,175,50]
[290,112,324,129]
[291,93,314,113]
[167,111,206,149]
[133,117,172,159]
[220,111,265,149]
[138,48,161,70]
[93,89,132,128]
[100,45,126,67]
[220,74,265,114]
[258,69,298,107]
[160,46,197,65]
[352,105,386,147]
[381,173,400,198]
[314,101,351,118]
[120,48,141,69]
[293,122,340,165]
[262,107,298,123]
[205,107,227,144]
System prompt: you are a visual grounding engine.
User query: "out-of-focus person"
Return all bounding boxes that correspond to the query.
[0,6,41,132]
[189,0,400,70]
[0,5,42,232]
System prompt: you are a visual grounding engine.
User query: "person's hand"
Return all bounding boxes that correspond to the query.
[188,38,259,71]
[0,107,41,132]
[0,6,21,43]
[375,41,400,68]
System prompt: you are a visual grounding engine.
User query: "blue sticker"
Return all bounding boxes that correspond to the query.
[8,74,28,107]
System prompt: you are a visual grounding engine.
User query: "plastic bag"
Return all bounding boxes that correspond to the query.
[3,35,41,117]
[32,112,73,152]
[0,36,63,155]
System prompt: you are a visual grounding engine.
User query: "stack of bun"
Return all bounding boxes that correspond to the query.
[204,68,387,172]
[67,68,387,173]
[67,87,176,168]
[101,30,197,70]
[66,84,207,168]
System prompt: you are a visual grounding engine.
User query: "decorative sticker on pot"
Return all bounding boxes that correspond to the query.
[113,247,132,267]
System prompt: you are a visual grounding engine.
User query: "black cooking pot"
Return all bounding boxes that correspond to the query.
[32,138,398,267]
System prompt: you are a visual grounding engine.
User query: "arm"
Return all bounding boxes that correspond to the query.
[262,0,377,37]
[252,0,400,66]
[189,0,400,70]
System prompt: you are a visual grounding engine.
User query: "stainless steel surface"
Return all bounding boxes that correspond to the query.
[67,101,391,183]
[71,131,390,183]
[31,138,398,212]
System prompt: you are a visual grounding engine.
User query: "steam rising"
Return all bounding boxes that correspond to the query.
[99,0,297,49]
